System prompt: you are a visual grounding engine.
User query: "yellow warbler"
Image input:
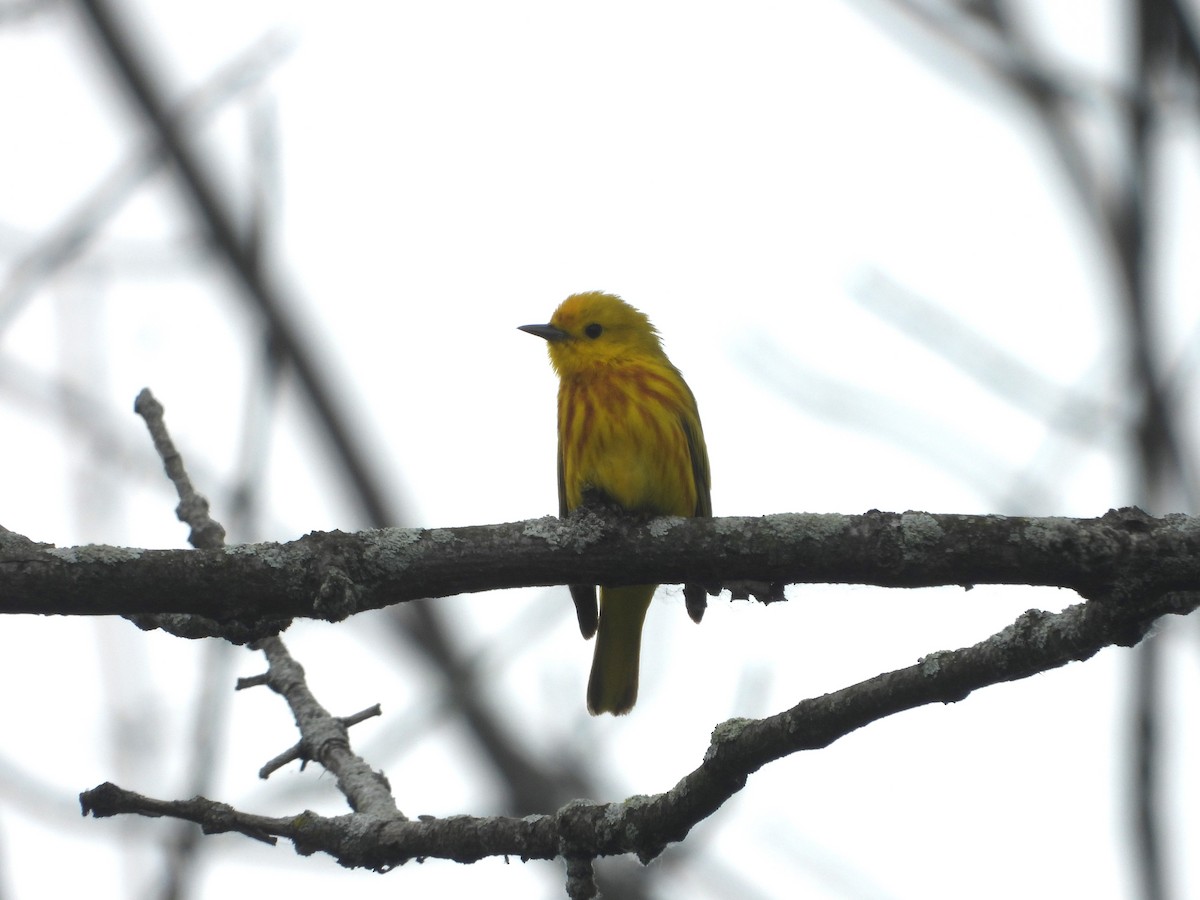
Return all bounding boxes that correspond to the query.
[519,291,711,715]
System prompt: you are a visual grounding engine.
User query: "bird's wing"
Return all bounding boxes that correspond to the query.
[681,416,711,518]
[560,440,599,639]
[681,415,711,622]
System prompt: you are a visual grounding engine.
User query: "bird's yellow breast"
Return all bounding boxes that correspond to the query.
[558,361,699,517]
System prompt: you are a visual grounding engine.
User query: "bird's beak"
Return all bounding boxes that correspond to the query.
[518,323,569,342]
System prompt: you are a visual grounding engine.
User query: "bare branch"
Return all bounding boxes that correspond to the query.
[243,637,398,817]
[134,388,226,550]
[564,856,598,900]
[123,388,280,641]
[81,783,281,846]
[253,703,381,780]
[4,507,1200,628]
[79,582,1197,870]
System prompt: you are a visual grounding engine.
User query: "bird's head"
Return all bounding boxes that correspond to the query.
[518,291,666,376]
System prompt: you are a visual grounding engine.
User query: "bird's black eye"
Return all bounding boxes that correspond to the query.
[584,323,603,339]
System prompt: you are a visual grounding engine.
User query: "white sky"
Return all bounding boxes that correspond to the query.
[1,1,1197,898]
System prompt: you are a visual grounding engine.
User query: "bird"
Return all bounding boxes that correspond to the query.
[519,291,711,715]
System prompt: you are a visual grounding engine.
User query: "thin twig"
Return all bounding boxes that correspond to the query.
[131,388,400,853]
[243,637,400,817]
[133,388,237,900]
[133,388,226,549]
[254,704,382,780]
[564,857,598,900]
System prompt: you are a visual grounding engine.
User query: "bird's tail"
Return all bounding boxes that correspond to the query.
[587,584,655,715]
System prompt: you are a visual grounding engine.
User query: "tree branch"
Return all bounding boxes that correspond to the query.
[3,507,1200,633]
[79,581,1198,869]
[241,636,397,815]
